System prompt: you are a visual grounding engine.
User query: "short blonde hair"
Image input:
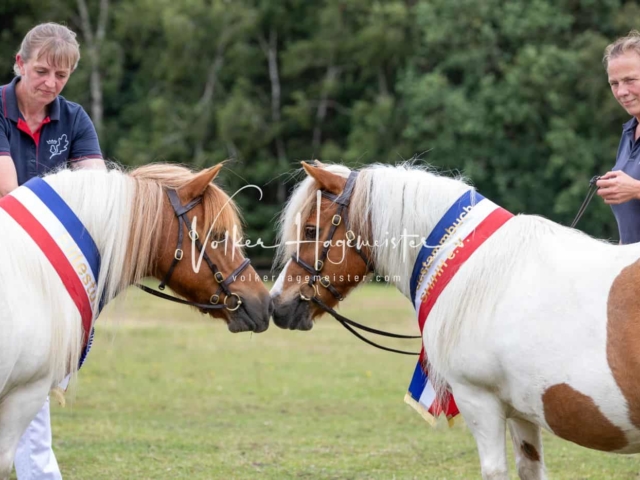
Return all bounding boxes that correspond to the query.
[13,23,80,76]
[603,30,640,69]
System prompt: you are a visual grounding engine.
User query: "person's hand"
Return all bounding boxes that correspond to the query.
[596,170,640,204]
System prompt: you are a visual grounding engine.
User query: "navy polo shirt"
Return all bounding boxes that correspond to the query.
[0,76,102,186]
[611,117,640,244]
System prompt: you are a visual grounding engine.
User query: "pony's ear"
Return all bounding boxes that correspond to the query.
[301,161,346,195]
[179,164,224,202]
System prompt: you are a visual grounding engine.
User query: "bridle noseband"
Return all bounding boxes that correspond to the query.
[290,171,420,355]
[137,188,251,312]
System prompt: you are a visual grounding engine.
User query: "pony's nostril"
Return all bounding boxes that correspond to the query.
[268,298,275,317]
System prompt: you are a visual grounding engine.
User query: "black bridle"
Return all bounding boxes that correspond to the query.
[291,171,420,355]
[137,188,251,312]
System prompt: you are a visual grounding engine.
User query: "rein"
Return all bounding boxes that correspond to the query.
[137,188,251,312]
[570,176,601,228]
[291,171,420,356]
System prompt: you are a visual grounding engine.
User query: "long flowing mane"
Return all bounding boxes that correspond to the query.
[35,163,243,382]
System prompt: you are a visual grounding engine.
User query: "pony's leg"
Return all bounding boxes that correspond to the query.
[507,418,547,480]
[453,384,509,480]
[0,380,51,480]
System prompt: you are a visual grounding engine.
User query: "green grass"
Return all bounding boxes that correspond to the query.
[38,284,640,479]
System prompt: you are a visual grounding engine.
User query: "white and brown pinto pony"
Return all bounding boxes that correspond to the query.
[0,163,271,480]
[271,161,640,480]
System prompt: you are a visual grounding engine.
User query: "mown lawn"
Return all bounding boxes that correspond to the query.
[34,283,640,479]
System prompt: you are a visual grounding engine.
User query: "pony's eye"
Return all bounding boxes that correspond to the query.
[207,231,226,248]
[304,226,317,240]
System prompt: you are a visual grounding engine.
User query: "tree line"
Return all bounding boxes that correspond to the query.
[2,0,636,267]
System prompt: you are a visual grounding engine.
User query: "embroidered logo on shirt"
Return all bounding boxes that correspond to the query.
[47,134,69,159]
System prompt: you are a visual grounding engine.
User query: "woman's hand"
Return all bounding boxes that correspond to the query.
[596,170,640,204]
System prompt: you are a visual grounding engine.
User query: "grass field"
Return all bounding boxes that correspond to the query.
[33,283,640,479]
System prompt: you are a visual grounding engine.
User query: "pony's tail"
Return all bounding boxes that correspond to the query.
[426,360,450,412]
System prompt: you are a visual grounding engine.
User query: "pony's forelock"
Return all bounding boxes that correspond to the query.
[275,163,351,269]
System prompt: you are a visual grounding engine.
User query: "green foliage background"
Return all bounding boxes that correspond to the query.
[2,0,637,266]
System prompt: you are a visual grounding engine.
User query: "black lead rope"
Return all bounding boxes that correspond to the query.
[570,176,601,228]
[312,296,420,356]
[135,257,252,312]
[137,283,227,310]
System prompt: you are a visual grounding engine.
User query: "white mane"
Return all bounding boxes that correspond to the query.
[47,167,137,307]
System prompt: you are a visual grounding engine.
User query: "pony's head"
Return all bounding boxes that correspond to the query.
[271,162,372,330]
[129,163,272,333]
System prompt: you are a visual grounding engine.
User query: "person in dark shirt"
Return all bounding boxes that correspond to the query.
[597,31,640,244]
[0,22,104,197]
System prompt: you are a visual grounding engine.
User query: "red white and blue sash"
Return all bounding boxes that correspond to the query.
[0,177,101,366]
[405,190,513,425]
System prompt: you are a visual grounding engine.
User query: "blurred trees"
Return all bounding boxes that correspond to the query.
[1,0,635,266]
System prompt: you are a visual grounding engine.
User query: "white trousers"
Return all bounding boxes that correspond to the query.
[14,398,61,480]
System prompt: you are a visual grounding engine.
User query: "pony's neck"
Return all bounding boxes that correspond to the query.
[355,167,472,301]
[44,168,137,305]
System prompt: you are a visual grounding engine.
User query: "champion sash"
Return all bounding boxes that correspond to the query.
[404,190,513,425]
[0,177,101,365]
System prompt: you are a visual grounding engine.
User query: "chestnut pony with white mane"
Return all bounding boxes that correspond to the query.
[0,163,271,480]
[271,161,640,480]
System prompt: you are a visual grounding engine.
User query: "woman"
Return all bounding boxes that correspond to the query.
[597,31,640,244]
[0,22,104,196]
[0,22,105,479]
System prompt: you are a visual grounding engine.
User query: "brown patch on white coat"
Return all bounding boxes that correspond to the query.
[540,259,640,452]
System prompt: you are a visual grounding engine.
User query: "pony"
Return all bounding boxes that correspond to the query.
[0,163,271,480]
[270,161,640,480]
